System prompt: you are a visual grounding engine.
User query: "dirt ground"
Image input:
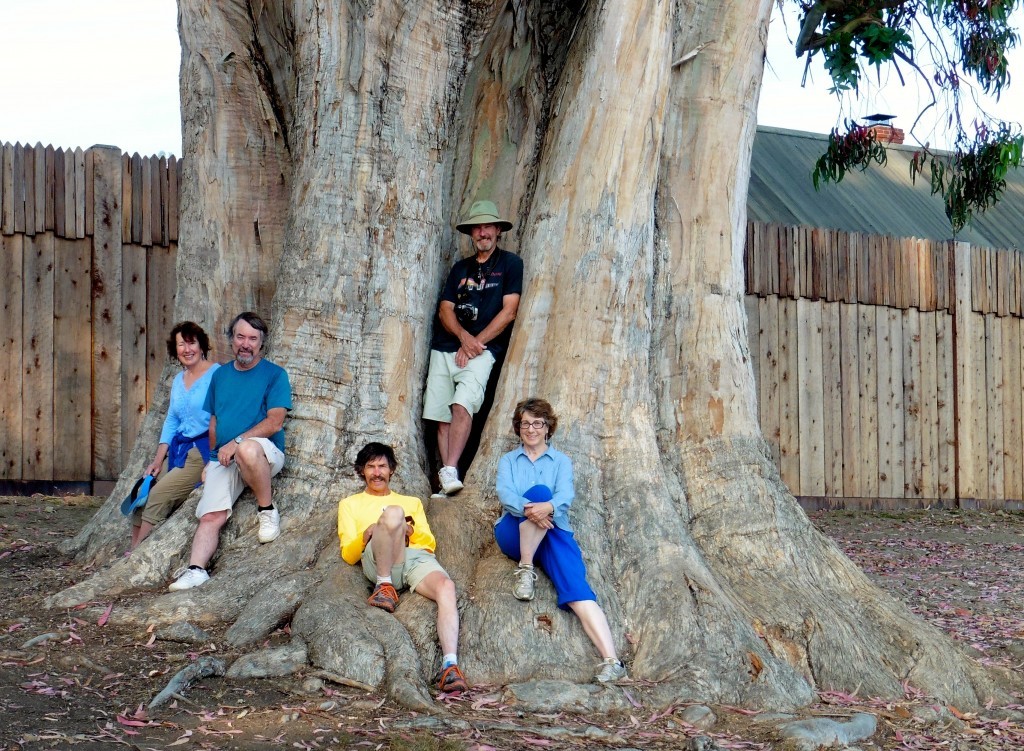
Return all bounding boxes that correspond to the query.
[2,497,1023,751]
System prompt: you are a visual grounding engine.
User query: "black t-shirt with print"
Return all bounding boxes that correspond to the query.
[430,248,524,356]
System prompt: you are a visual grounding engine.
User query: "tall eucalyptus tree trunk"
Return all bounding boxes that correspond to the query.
[55,0,1007,710]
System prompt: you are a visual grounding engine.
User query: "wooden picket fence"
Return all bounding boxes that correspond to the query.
[1,148,1022,506]
[745,222,1024,509]
[0,141,179,485]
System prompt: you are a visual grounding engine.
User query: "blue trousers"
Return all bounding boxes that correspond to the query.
[494,513,597,611]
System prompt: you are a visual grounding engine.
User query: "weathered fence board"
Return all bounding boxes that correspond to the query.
[797,299,825,495]
[0,234,24,476]
[122,244,148,469]
[21,233,55,480]
[778,298,800,491]
[53,238,92,481]
[91,147,124,481]
[840,303,862,496]
[821,301,843,496]
[1002,317,1022,500]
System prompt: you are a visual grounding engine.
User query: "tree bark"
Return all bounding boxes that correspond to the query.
[55,0,1013,710]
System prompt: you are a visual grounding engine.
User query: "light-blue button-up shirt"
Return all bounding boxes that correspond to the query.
[158,364,219,445]
[496,445,575,531]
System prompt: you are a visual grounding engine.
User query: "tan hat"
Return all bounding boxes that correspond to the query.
[455,200,513,234]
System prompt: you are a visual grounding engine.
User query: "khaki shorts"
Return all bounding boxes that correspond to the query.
[135,447,205,526]
[361,544,447,593]
[422,349,495,423]
[195,437,285,519]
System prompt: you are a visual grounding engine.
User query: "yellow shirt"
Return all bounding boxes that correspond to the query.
[337,490,436,565]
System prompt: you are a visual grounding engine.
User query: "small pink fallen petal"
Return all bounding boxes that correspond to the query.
[116,715,150,727]
[97,602,114,627]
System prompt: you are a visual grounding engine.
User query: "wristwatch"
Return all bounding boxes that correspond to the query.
[234,436,244,444]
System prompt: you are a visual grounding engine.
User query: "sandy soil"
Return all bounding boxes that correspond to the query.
[1,496,1023,750]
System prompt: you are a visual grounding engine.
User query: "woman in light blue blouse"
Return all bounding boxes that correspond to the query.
[129,322,219,550]
[495,397,627,684]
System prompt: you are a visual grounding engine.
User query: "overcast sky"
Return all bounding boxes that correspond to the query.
[0,1,1022,157]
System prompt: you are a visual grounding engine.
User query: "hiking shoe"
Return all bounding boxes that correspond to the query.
[169,567,209,591]
[594,658,627,684]
[430,491,449,500]
[438,466,463,495]
[367,582,399,613]
[512,564,538,601]
[257,507,281,543]
[438,664,469,694]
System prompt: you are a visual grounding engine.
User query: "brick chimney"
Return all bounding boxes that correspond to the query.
[867,124,905,144]
[862,113,904,145]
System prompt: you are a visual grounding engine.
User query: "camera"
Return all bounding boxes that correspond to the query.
[455,301,478,323]
[455,289,478,323]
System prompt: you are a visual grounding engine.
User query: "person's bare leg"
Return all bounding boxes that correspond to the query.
[189,510,229,568]
[416,571,460,656]
[442,403,473,469]
[370,506,408,574]
[132,520,156,549]
[567,600,617,659]
[235,441,273,507]
[437,421,451,467]
[518,520,549,566]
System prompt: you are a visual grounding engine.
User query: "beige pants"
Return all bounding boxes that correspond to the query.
[133,447,205,526]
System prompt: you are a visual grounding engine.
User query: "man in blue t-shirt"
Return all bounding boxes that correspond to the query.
[423,200,523,497]
[169,312,293,591]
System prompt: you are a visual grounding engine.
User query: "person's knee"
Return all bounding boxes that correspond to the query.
[451,402,470,418]
[378,505,405,530]
[436,575,457,604]
[235,440,266,469]
[198,509,229,529]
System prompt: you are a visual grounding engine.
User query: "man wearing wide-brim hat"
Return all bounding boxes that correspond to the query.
[423,200,524,497]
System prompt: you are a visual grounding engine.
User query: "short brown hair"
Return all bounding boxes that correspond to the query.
[512,397,558,439]
[166,321,210,360]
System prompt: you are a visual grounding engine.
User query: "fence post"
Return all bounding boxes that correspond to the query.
[953,240,983,506]
[90,146,124,481]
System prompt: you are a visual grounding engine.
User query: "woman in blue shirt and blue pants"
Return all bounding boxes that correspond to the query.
[495,397,627,684]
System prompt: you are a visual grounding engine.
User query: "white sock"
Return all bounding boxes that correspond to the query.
[518,562,534,569]
[442,653,458,668]
[376,576,393,585]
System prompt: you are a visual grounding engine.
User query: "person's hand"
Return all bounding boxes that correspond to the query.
[454,346,473,368]
[458,331,486,359]
[363,524,376,544]
[217,442,238,466]
[524,502,555,529]
[144,459,162,478]
[201,464,208,483]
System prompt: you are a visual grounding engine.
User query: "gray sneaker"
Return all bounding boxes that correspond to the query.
[512,564,537,601]
[169,567,209,592]
[595,658,627,683]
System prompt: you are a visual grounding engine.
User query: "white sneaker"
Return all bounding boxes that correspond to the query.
[595,658,627,683]
[169,567,209,591]
[438,466,463,495]
[257,507,281,543]
[513,564,537,601]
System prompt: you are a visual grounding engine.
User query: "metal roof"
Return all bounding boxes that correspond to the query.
[748,126,1024,250]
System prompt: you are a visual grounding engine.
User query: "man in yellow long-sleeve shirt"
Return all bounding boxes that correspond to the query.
[337,442,468,694]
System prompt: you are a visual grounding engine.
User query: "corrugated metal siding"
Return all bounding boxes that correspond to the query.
[749,126,1024,249]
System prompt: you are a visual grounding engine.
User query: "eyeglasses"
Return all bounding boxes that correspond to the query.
[519,420,547,430]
